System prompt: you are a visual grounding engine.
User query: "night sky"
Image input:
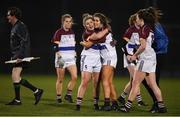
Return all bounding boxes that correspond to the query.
[0,0,180,76]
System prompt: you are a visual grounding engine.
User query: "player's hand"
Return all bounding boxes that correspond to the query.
[127,55,132,62]
[110,39,117,47]
[129,55,137,62]
[16,58,22,63]
[86,36,90,41]
[56,52,61,57]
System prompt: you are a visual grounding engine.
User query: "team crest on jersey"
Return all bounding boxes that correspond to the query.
[85,65,87,69]
[61,34,75,44]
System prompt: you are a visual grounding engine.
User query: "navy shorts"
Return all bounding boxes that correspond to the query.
[13,61,29,69]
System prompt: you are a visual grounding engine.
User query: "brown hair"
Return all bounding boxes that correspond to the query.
[137,9,156,29]
[128,14,137,26]
[7,7,22,19]
[146,6,163,22]
[93,13,111,31]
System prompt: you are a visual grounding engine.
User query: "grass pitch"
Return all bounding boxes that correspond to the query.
[0,74,180,116]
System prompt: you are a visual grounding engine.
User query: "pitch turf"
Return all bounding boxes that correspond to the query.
[0,74,179,116]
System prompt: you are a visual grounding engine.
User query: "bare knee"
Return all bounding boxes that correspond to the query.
[57,77,64,84]
[71,75,77,81]
[81,80,89,88]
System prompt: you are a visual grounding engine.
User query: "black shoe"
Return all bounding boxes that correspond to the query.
[76,105,80,111]
[111,104,119,110]
[158,107,167,113]
[56,98,62,104]
[64,95,73,103]
[138,101,148,106]
[117,97,125,105]
[6,99,21,105]
[149,103,158,113]
[99,105,111,111]
[34,89,44,105]
[94,104,99,111]
[119,105,130,112]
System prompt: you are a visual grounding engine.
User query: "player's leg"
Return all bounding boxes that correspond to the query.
[145,73,167,113]
[109,68,119,110]
[142,78,157,110]
[18,63,43,105]
[120,70,146,112]
[92,72,100,110]
[76,71,91,110]
[6,67,22,105]
[117,65,134,105]
[100,66,113,111]
[65,65,77,103]
[56,67,65,103]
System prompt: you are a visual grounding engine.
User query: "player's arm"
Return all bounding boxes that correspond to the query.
[123,37,130,42]
[52,40,60,53]
[88,28,108,41]
[120,36,129,53]
[130,38,146,61]
[51,29,60,53]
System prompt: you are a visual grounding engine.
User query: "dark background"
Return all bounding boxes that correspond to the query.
[0,0,179,77]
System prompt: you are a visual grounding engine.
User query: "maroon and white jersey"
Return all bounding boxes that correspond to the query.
[100,32,117,68]
[124,25,140,45]
[52,28,76,55]
[81,30,100,56]
[123,25,140,55]
[139,24,156,61]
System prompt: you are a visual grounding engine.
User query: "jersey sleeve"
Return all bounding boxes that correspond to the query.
[123,27,133,39]
[139,25,151,40]
[52,29,61,43]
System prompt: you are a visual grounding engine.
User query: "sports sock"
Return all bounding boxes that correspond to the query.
[57,94,61,99]
[20,79,37,92]
[93,97,99,105]
[104,98,110,106]
[13,83,20,100]
[120,91,128,99]
[66,89,72,96]
[136,94,142,103]
[76,97,83,106]
[125,100,132,109]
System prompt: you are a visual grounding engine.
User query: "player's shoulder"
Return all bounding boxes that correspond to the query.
[14,20,28,33]
[141,24,152,33]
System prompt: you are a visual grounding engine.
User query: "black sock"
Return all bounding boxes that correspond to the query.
[112,100,118,106]
[20,79,37,92]
[104,98,110,106]
[13,83,20,100]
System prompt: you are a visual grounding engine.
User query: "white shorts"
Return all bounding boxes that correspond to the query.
[123,54,135,68]
[55,54,76,68]
[135,59,156,73]
[100,45,117,68]
[80,55,101,73]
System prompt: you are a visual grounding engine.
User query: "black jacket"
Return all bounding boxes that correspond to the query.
[10,20,30,59]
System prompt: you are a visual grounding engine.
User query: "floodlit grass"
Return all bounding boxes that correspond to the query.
[0,74,180,116]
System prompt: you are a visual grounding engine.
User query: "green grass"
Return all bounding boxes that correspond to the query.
[0,74,180,116]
